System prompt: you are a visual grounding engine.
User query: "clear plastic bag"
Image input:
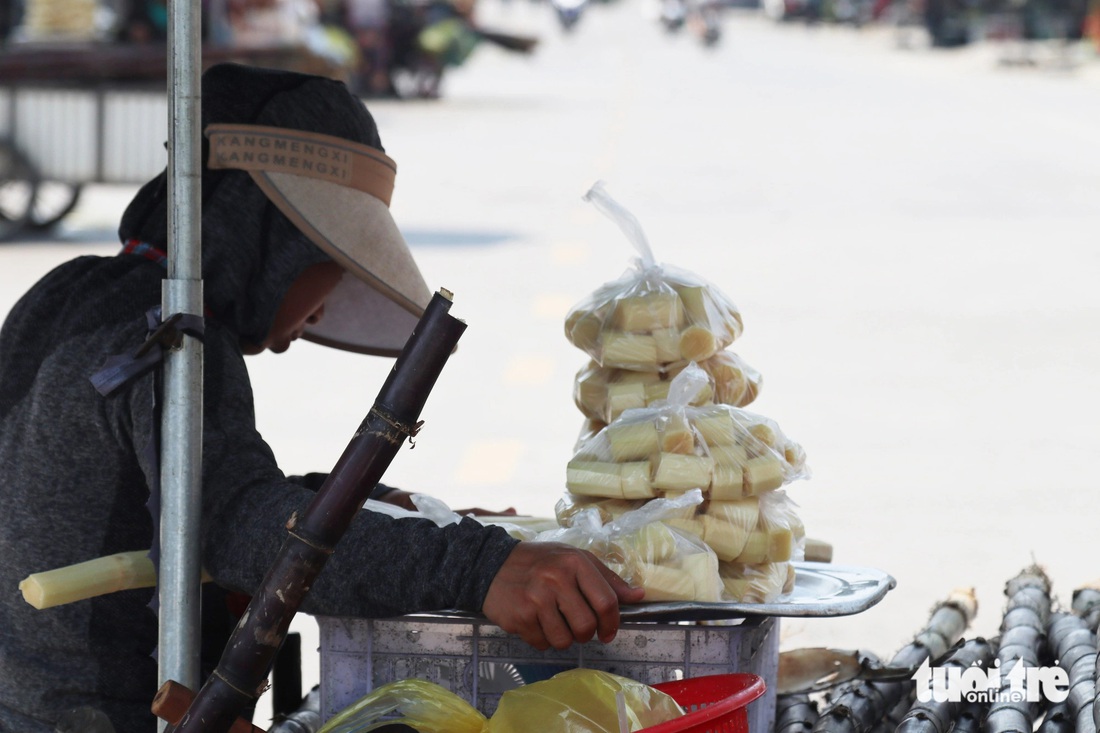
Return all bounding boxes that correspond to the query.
[573,351,763,425]
[540,491,724,603]
[564,183,744,371]
[316,670,684,733]
[565,364,807,505]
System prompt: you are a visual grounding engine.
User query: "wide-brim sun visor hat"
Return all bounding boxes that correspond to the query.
[205,122,431,357]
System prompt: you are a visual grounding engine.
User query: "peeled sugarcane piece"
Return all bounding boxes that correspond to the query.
[897,638,996,733]
[709,463,745,500]
[652,452,714,492]
[702,351,763,408]
[705,497,760,531]
[776,694,819,733]
[663,517,705,540]
[652,329,683,364]
[565,308,607,355]
[635,562,695,602]
[804,538,833,563]
[683,552,722,602]
[679,325,719,362]
[658,411,696,455]
[19,550,213,610]
[674,284,743,344]
[743,455,786,495]
[984,566,1052,733]
[701,516,751,562]
[1047,612,1097,733]
[566,461,624,498]
[813,587,979,733]
[575,419,606,453]
[620,522,679,564]
[693,410,739,447]
[574,363,610,421]
[734,527,793,564]
[656,490,703,520]
[607,381,646,417]
[784,442,809,473]
[602,331,658,368]
[709,443,749,467]
[720,561,790,603]
[612,292,685,332]
[607,420,659,462]
[735,491,797,563]
[620,462,656,500]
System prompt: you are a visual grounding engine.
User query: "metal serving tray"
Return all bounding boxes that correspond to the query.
[618,561,896,622]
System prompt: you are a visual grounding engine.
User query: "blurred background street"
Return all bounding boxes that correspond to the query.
[2,0,1099,719]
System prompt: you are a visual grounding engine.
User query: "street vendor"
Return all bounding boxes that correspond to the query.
[0,62,643,733]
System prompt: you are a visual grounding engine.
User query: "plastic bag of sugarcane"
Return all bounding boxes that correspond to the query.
[563,182,744,371]
[564,364,809,507]
[558,490,809,603]
[537,490,724,603]
[573,350,764,425]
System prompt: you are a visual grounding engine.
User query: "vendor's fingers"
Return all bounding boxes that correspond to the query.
[538,603,580,650]
[593,558,647,604]
[571,555,627,644]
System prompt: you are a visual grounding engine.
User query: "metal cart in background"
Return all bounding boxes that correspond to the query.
[0,42,350,241]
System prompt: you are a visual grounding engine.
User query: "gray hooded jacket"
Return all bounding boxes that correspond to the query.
[0,64,518,733]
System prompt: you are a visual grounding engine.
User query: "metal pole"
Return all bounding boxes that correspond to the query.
[160,0,204,719]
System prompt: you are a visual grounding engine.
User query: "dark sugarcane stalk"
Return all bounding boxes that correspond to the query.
[868,693,913,733]
[947,700,987,733]
[812,588,978,733]
[170,290,467,733]
[1036,702,1073,733]
[895,637,995,733]
[1073,586,1100,633]
[1048,612,1097,733]
[777,694,820,733]
[984,566,1052,733]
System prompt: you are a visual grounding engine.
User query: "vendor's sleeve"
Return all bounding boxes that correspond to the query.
[194,327,519,617]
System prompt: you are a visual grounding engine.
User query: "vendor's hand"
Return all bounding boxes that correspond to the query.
[482,542,645,651]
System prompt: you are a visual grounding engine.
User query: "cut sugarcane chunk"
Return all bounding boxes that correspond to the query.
[734,527,794,564]
[620,462,656,499]
[708,443,749,467]
[701,515,751,562]
[612,293,685,332]
[602,332,658,367]
[607,382,646,417]
[693,411,738,446]
[709,463,745,500]
[566,461,623,498]
[743,456,786,495]
[652,328,682,363]
[622,522,679,564]
[684,552,722,602]
[652,453,714,492]
[659,412,696,455]
[679,325,719,362]
[663,517,705,539]
[636,562,695,602]
[607,420,659,462]
[705,498,761,530]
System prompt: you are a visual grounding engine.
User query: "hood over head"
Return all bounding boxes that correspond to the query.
[119,62,431,355]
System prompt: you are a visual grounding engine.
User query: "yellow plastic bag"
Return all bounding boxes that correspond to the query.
[317,669,684,733]
[490,669,684,733]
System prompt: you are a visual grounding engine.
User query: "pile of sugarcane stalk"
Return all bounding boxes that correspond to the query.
[778,567,1100,733]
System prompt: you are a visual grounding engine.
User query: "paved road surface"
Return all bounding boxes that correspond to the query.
[2,2,1098,721]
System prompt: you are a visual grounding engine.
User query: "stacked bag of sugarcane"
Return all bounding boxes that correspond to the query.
[548,182,811,604]
[778,568,1100,733]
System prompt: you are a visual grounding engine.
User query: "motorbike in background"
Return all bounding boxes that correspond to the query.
[549,0,590,31]
[378,0,538,98]
[658,0,723,45]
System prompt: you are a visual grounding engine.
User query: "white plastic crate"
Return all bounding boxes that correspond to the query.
[317,614,779,732]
